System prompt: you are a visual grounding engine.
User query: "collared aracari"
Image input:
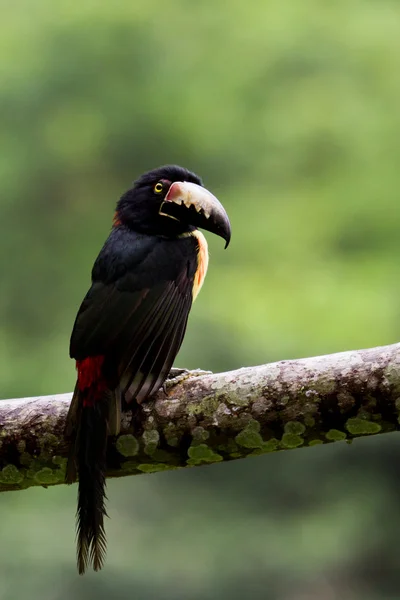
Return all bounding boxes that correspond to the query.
[65,165,231,574]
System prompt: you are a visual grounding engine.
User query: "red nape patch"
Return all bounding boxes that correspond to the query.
[113,211,121,227]
[76,356,106,406]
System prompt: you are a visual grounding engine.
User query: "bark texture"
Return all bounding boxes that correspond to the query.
[1,343,400,492]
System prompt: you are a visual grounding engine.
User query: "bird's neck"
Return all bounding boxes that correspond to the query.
[114,211,195,239]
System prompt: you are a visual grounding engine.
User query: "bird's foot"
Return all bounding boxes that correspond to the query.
[163,368,212,393]
[166,368,190,381]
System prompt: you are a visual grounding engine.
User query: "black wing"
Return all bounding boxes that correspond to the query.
[70,228,198,404]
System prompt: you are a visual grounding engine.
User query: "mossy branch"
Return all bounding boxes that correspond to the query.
[1,342,400,492]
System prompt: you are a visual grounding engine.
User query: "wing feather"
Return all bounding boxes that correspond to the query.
[135,293,192,402]
[70,230,199,404]
[124,291,189,403]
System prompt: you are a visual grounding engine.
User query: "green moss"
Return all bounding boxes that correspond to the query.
[52,456,67,478]
[164,424,178,440]
[25,458,48,478]
[121,460,140,471]
[217,439,239,454]
[26,468,39,480]
[304,416,316,428]
[142,430,160,455]
[187,444,223,465]
[166,436,178,447]
[384,365,400,396]
[235,429,264,449]
[38,451,51,462]
[137,463,177,473]
[20,452,33,467]
[281,433,304,448]
[192,426,210,443]
[187,395,219,417]
[151,449,175,463]
[284,421,306,435]
[163,423,179,447]
[202,396,221,416]
[325,429,347,441]
[187,403,202,416]
[17,440,26,453]
[313,378,336,395]
[235,419,264,449]
[39,433,58,448]
[261,438,279,452]
[52,456,67,468]
[34,467,61,485]
[250,438,279,455]
[0,465,24,485]
[223,390,249,407]
[356,410,374,420]
[345,417,382,435]
[116,434,139,457]
[308,439,324,446]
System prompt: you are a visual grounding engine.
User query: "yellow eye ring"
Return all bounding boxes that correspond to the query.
[154,182,163,194]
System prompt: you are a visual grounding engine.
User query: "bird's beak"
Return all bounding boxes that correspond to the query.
[159,181,231,248]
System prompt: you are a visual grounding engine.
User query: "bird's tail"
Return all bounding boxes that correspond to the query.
[65,359,121,574]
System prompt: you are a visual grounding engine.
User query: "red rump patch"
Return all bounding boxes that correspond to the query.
[76,356,106,407]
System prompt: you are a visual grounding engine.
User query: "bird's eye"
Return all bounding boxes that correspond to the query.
[154,182,163,194]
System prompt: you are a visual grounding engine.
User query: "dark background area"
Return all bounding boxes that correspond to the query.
[1,1,400,598]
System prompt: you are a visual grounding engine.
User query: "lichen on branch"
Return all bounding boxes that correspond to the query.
[1,343,400,492]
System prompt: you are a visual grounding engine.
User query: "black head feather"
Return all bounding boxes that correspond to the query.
[133,165,202,189]
[116,165,203,236]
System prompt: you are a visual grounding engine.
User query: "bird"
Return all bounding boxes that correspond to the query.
[64,164,231,574]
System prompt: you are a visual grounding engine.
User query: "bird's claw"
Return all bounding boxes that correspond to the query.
[167,368,190,380]
[163,368,212,394]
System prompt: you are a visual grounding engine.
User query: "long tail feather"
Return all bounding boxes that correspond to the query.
[76,400,108,574]
[65,382,120,574]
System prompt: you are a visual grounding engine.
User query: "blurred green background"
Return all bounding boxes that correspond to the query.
[1,0,400,598]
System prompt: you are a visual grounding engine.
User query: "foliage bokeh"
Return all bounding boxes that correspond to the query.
[1,1,400,598]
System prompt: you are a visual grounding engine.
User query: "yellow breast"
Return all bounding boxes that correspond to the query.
[191,230,209,301]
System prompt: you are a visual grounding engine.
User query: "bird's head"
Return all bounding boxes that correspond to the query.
[115,165,231,248]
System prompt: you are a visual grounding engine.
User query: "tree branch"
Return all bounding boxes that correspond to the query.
[1,343,400,492]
